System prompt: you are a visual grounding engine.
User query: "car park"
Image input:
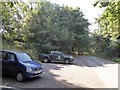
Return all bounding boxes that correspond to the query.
[39,51,74,64]
[0,50,43,82]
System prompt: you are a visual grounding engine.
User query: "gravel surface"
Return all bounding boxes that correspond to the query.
[2,56,118,89]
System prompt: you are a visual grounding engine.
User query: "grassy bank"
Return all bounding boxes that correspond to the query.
[2,42,39,60]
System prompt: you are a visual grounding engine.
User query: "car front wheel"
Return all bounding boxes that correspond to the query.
[16,72,25,82]
[43,58,49,63]
[65,59,70,64]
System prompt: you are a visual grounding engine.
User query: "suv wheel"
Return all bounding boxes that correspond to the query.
[16,72,25,82]
[65,59,70,64]
[43,58,49,63]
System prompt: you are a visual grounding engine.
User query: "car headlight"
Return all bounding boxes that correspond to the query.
[26,68,32,72]
[41,65,43,69]
[70,56,73,58]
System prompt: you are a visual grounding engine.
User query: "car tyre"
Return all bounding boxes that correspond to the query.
[16,72,25,82]
[43,58,49,63]
[65,59,70,64]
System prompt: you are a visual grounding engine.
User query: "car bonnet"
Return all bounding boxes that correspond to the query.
[20,61,42,68]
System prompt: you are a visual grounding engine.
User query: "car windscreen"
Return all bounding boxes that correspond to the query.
[16,53,33,62]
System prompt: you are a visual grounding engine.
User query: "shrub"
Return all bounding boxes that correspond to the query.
[112,58,120,63]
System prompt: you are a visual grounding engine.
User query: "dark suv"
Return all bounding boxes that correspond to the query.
[39,51,74,64]
[0,50,43,82]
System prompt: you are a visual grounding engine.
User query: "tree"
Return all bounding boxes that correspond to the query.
[1,1,90,54]
[25,2,90,53]
[1,1,37,49]
[93,0,120,57]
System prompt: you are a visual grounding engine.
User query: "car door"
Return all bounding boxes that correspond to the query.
[56,53,64,61]
[3,52,17,76]
[50,53,63,61]
[49,53,58,61]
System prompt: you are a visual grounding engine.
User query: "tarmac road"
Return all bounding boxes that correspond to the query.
[2,56,118,89]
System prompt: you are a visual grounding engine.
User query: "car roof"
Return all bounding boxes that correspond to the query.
[0,50,25,54]
[51,51,61,53]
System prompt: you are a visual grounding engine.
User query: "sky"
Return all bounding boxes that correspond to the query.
[48,0,104,32]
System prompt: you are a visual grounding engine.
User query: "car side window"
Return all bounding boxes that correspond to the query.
[55,53,62,55]
[52,53,58,55]
[51,51,62,55]
[5,53,16,61]
[55,53,60,55]
[52,53,57,55]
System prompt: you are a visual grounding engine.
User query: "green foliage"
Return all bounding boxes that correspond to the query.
[94,1,120,43]
[97,1,120,40]
[92,1,120,58]
[25,2,90,53]
[2,1,90,55]
[112,58,120,63]
[1,1,29,42]
[2,40,38,59]
[90,32,120,58]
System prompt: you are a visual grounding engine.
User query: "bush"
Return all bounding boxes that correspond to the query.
[112,58,120,63]
[2,41,38,60]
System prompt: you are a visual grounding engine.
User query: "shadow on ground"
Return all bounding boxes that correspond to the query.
[2,64,86,89]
